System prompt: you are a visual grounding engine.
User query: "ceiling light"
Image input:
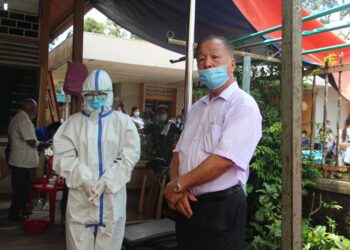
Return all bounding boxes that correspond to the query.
[4,0,8,11]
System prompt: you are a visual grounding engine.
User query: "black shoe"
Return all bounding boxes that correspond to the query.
[8,214,26,222]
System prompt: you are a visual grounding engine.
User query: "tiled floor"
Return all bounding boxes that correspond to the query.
[0,194,66,250]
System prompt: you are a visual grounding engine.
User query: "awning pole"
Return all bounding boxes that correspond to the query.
[242,56,251,93]
[184,0,196,115]
[230,2,350,44]
[303,42,350,55]
[235,21,350,50]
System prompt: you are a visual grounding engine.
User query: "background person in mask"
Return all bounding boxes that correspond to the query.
[164,35,262,250]
[7,98,50,222]
[53,69,140,250]
[144,106,181,165]
[175,115,184,131]
[130,106,144,130]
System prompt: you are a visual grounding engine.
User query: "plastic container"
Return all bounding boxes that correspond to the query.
[24,220,49,234]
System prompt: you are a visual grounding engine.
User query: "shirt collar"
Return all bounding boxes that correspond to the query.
[20,110,30,119]
[201,81,238,104]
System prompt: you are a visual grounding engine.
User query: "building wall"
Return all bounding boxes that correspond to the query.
[119,82,185,118]
[120,83,141,115]
[303,86,350,137]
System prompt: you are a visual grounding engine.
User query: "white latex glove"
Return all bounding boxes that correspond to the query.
[81,181,95,199]
[88,179,106,206]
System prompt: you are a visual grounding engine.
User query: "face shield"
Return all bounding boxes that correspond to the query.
[82,69,113,112]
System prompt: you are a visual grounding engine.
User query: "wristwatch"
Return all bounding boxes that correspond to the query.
[173,178,183,193]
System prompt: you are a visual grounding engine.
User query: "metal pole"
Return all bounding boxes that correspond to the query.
[281,0,303,249]
[184,0,196,115]
[242,56,251,93]
[322,62,329,164]
[303,42,350,55]
[231,2,350,44]
[336,53,343,166]
[310,75,316,151]
[235,21,350,50]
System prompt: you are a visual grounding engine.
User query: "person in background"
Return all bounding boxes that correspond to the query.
[144,106,182,164]
[175,115,184,131]
[314,125,334,151]
[164,36,262,249]
[130,106,145,130]
[7,98,49,222]
[339,115,350,166]
[302,130,310,149]
[35,122,62,153]
[53,69,140,250]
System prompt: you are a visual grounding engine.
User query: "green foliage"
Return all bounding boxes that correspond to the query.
[192,86,209,101]
[106,19,124,37]
[244,63,348,249]
[84,17,143,40]
[84,17,105,34]
[302,220,350,250]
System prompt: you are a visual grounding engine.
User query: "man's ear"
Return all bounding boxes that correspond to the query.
[230,58,236,72]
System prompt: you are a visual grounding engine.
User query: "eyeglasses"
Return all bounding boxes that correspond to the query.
[84,93,107,102]
[82,90,111,95]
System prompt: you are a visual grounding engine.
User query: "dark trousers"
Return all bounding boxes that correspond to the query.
[8,166,32,217]
[176,187,246,250]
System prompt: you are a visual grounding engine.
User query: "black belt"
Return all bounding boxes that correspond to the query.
[196,185,242,202]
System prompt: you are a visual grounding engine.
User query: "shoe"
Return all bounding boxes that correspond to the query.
[8,214,27,222]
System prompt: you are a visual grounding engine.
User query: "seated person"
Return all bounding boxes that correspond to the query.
[302,130,310,149]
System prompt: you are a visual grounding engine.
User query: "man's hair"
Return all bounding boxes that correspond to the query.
[195,35,234,59]
[131,106,138,113]
[21,98,37,111]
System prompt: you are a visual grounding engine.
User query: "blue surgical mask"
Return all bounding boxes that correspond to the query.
[159,114,167,122]
[198,65,229,90]
[134,111,140,117]
[85,95,107,110]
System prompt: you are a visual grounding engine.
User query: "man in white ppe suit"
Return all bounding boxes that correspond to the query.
[53,69,140,250]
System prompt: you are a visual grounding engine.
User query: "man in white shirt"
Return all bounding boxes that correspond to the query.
[8,98,42,222]
[164,36,262,249]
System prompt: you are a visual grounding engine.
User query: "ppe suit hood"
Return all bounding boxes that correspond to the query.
[83,69,113,113]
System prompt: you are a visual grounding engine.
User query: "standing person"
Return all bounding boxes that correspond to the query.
[144,106,181,165]
[7,98,46,222]
[164,36,262,250]
[175,115,184,131]
[339,115,350,166]
[53,69,140,250]
[130,106,144,130]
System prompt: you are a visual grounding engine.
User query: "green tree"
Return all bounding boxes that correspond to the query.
[106,19,124,37]
[106,19,143,40]
[303,0,350,24]
[84,17,105,34]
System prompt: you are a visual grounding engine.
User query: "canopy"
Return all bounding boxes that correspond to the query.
[92,0,350,99]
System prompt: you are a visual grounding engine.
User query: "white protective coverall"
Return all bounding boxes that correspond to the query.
[53,69,140,250]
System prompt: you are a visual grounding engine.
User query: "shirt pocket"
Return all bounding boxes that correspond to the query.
[202,123,222,154]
